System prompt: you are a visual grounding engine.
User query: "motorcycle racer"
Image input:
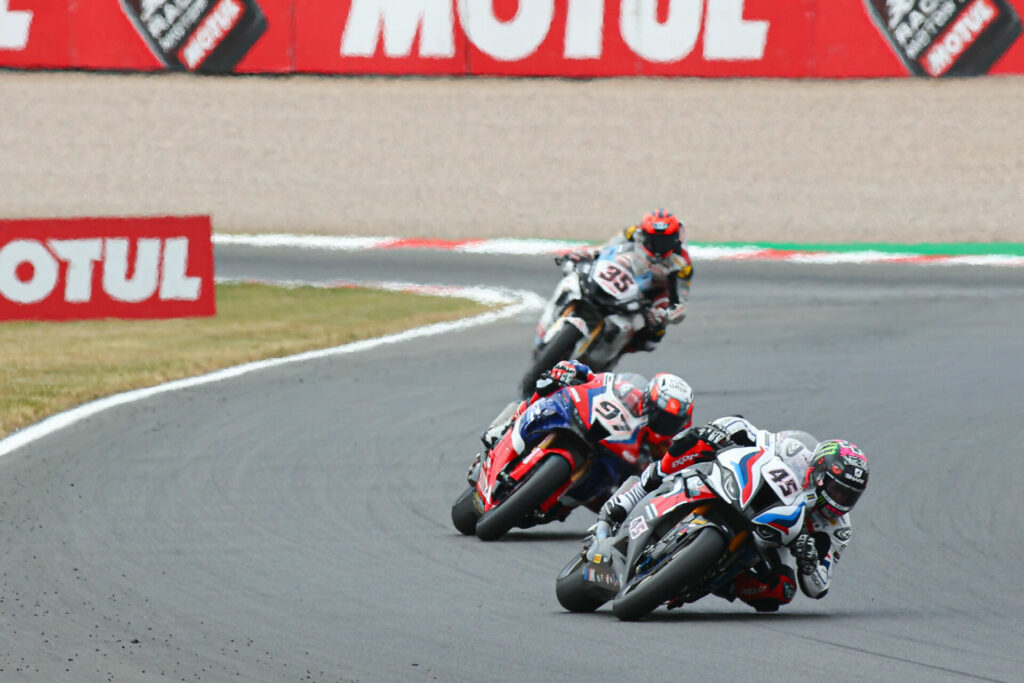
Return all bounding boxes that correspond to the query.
[561,210,692,352]
[595,416,869,612]
[481,361,695,495]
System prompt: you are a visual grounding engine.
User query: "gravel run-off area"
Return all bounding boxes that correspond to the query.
[1,71,1022,244]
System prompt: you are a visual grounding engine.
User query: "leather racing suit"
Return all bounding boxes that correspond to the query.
[568,226,692,351]
[599,416,854,611]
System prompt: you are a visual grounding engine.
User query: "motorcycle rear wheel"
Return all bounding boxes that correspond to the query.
[520,324,584,398]
[450,486,479,535]
[612,528,726,621]
[475,456,572,541]
[555,554,611,613]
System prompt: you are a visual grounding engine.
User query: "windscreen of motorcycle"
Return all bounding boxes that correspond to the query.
[589,259,640,302]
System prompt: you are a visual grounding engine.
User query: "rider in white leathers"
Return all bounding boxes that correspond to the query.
[564,209,692,352]
[597,416,870,611]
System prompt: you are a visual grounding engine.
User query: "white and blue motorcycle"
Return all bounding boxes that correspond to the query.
[555,434,818,621]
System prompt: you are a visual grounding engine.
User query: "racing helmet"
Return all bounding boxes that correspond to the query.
[642,373,694,439]
[810,440,869,519]
[638,209,683,260]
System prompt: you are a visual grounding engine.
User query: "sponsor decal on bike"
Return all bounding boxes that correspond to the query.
[628,515,648,539]
[584,565,620,588]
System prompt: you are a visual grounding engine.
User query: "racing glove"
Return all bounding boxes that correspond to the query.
[665,303,686,324]
[536,360,592,396]
[791,531,820,576]
[555,247,598,266]
[645,307,668,328]
[584,520,612,561]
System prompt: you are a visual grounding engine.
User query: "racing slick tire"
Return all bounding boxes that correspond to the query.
[555,554,612,613]
[612,528,726,621]
[520,324,584,398]
[474,456,572,542]
[450,486,479,536]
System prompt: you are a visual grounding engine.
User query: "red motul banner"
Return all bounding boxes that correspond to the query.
[0,216,215,321]
[0,1,1022,76]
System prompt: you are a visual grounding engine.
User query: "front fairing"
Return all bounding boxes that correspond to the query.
[561,377,646,465]
[516,392,582,449]
[587,249,643,312]
[701,445,809,547]
[535,270,583,341]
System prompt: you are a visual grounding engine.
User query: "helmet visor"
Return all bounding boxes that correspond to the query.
[821,475,863,513]
[647,408,689,437]
[643,231,679,257]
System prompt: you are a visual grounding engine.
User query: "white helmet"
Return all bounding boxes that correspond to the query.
[643,373,694,438]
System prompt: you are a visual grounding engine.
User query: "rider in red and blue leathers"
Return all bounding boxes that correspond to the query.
[481,360,694,508]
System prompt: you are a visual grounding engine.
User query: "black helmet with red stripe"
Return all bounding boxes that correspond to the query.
[638,209,683,260]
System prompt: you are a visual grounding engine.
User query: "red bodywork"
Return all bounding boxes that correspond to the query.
[648,480,717,519]
[475,431,579,514]
[474,374,646,514]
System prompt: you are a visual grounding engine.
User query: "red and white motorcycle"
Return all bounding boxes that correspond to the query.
[451,373,653,541]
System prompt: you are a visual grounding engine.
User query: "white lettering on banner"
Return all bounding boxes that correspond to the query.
[342,0,455,57]
[458,0,554,61]
[0,237,204,306]
[0,240,59,304]
[0,0,32,50]
[180,0,243,69]
[339,0,769,63]
[620,0,767,62]
[620,0,702,62]
[923,0,996,75]
[48,239,103,303]
[160,237,202,300]
[703,0,768,60]
[887,0,916,30]
[565,0,604,59]
[103,238,163,302]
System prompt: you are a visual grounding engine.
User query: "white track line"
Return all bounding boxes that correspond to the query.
[0,280,544,458]
[212,233,1024,266]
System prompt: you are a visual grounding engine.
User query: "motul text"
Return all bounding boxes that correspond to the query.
[340,0,770,63]
[1,0,1022,75]
[0,216,215,321]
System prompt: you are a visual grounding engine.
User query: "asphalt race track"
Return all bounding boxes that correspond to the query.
[2,245,1022,682]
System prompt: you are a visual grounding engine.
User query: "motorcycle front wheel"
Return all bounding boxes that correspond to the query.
[612,528,726,621]
[474,456,572,541]
[555,554,612,613]
[450,486,479,536]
